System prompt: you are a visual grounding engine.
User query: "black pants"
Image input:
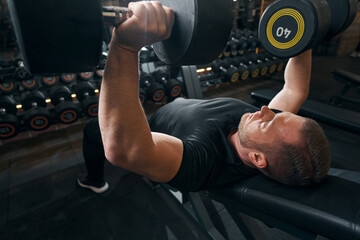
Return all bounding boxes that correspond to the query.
[82,118,105,182]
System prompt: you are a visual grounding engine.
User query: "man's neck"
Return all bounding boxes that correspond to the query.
[228,130,255,168]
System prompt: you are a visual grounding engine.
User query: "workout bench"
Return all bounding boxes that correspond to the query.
[330,69,360,106]
[145,89,360,239]
[148,168,360,240]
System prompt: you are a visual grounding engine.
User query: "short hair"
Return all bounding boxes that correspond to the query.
[262,118,331,186]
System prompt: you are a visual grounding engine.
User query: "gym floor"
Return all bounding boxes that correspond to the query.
[0,55,359,240]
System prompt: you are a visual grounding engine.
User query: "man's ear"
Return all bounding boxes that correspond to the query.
[248,151,267,169]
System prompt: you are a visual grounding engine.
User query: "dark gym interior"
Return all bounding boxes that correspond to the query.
[1,0,360,239]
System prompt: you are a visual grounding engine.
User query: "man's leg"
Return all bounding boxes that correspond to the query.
[78,118,109,193]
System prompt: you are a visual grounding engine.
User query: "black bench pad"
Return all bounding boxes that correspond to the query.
[210,171,360,240]
[332,69,360,86]
[251,89,360,134]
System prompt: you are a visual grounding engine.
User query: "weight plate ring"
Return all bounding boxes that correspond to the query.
[266,8,305,50]
[0,123,16,138]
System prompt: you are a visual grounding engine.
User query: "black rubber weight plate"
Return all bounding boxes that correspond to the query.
[153,0,233,66]
[258,0,328,58]
[8,0,103,74]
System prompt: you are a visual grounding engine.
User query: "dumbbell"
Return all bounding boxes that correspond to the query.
[241,29,253,38]
[222,41,233,58]
[20,78,40,91]
[139,87,147,105]
[259,0,358,58]
[0,80,18,95]
[153,68,183,99]
[247,36,260,51]
[78,72,94,81]
[0,96,20,139]
[60,73,77,85]
[269,56,287,72]
[140,73,166,103]
[247,54,270,77]
[228,40,239,57]
[37,75,59,88]
[257,53,279,75]
[9,0,233,73]
[231,36,249,56]
[50,86,80,124]
[75,82,99,117]
[222,58,250,81]
[21,90,52,131]
[211,59,240,83]
[233,56,260,79]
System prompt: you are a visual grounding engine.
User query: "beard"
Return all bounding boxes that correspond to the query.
[238,114,256,149]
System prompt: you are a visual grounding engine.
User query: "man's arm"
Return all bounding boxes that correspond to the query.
[99,2,183,182]
[268,50,312,114]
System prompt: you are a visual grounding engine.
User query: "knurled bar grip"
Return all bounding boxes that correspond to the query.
[102,6,133,27]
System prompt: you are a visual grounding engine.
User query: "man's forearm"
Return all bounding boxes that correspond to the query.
[284,49,312,97]
[268,50,312,113]
[99,41,153,163]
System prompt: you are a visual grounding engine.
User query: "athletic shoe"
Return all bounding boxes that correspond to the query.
[77,174,109,193]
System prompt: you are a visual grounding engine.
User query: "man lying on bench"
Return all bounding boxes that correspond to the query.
[77,1,330,194]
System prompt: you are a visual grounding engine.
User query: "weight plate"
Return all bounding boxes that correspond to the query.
[260,65,269,76]
[166,79,182,98]
[153,0,233,66]
[0,114,20,139]
[41,76,59,87]
[241,70,250,80]
[0,96,18,115]
[147,82,165,102]
[60,73,77,84]
[250,67,260,78]
[151,89,165,102]
[78,72,94,80]
[341,0,359,34]
[24,107,52,131]
[276,59,286,72]
[139,88,147,105]
[140,73,154,87]
[0,80,18,95]
[230,72,240,83]
[269,64,277,74]
[55,101,80,124]
[155,69,169,81]
[82,95,99,117]
[258,0,330,58]
[8,0,103,74]
[75,82,96,102]
[95,70,104,78]
[50,86,72,106]
[21,78,39,90]
[21,90,47,111]
[325,0,359,39]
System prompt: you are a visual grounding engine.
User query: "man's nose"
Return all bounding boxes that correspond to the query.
[259,106,275,121]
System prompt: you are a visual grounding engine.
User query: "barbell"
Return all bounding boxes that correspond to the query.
[258,0,358,58]
[7,0,233,74]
